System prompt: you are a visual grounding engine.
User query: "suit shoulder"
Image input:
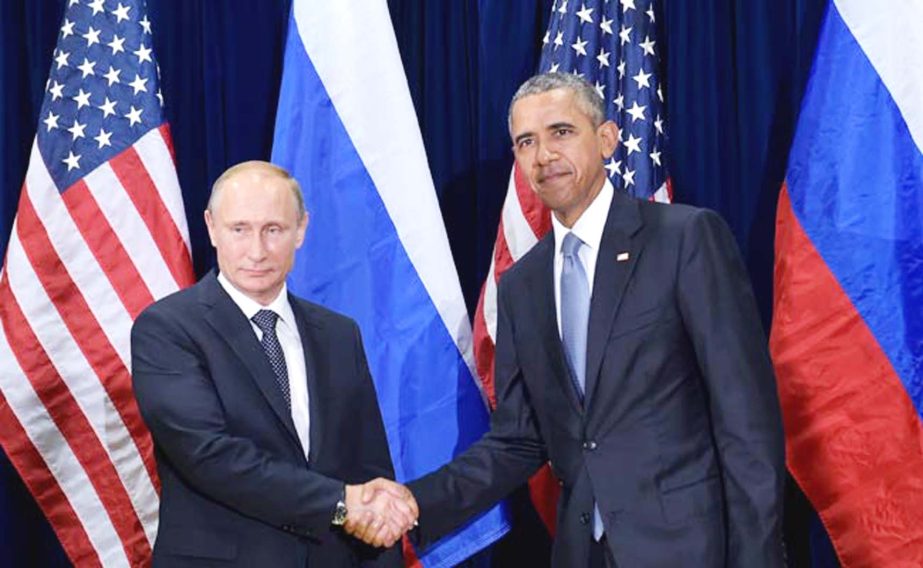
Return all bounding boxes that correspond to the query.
[638,200,729,237]
[289,295,360,333]
[134,282,201,326]
[498,233,553,291]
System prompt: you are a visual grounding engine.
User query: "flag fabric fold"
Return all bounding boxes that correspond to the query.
[0,0,194,566]
[472,0,671,534]
[771,1,923,565]
[270,1,509,566]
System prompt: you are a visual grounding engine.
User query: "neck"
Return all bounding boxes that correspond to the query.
[553,175,606,228]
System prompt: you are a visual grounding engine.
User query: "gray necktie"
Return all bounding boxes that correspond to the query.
[251,309,290,408]
[561,232,590,400]
[560,232,604,540]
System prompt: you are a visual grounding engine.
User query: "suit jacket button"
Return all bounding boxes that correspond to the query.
[582,440,597,451]
[580,513,591,525]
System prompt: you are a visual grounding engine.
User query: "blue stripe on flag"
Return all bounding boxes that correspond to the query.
[786,3,923,415]
[271,9,509,567]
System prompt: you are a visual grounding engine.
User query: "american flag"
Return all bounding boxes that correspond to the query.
[0,0,194,566]
[471,0,670,533]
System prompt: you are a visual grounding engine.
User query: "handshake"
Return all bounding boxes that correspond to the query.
[343,478,419,548]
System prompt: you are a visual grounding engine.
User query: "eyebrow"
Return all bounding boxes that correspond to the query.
[514,121,578,145]
[547,121,576,131]
[513,131,534,145]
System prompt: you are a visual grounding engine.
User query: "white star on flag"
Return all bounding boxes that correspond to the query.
[624,133,642,155]
[577,4,594,23]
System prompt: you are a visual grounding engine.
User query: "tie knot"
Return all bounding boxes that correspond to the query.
[562,232,584,258]
[251,309,279,333]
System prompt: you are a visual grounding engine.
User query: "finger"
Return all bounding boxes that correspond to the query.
[359,513,386,543]
[371,478,410,500]
[405,493,420,518]
[372,519,399,548]
[353,511,377,542]
[360,482,377,505]
[388,495,412,515]
[385,499,414,530]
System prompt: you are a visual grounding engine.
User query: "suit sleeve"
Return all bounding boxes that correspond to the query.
[350,322,403,568]
[675,209,785,566]
[407,274,548,548]
[130,306,342,537]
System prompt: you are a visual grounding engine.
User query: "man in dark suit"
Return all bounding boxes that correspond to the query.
[131,161,417,567]
[366,73,785,566]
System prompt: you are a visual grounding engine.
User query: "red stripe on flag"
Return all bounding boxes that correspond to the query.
[109,146,195,288]
[0,390,101,567]
[492,220,515,283]
[512,162,551,239]
[61,180,155,318]
[771,185,923,567]
[0,280,151,565]
[17,192,159,484]
[472,284,497,408]
[527,465,559,537]
[158,124,178,165]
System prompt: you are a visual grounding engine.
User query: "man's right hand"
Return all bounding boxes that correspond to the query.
[343,478,418,547]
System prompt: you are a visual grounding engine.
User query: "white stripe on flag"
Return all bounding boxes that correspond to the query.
[291,2,476,375]
[500,171,540,260]
[134,128,192,252]
[25,144,134,367]
[0,323,131,568]
[836,0,923,154]
[481,255,500,343]
[4,229,159,544]
[83,163,177,301]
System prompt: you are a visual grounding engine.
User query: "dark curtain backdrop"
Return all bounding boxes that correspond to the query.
[0,0,835,565]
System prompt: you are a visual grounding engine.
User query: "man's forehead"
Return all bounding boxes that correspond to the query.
[512,91,584,131]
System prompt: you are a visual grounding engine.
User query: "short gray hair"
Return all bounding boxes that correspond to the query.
[508,72,606,132]
[208,160,305,220]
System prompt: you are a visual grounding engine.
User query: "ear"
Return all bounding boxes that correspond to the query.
[597,120,619,159]
[204,209,218,247]
[294,211,309,249]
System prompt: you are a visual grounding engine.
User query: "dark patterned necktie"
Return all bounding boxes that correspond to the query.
[251,309,290,408]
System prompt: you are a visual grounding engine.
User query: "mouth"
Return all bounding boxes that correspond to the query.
[538,170,571,184]
[241,268,273,277]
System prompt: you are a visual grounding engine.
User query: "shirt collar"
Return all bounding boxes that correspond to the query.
[217,272,295,326]
[552,177,614,257]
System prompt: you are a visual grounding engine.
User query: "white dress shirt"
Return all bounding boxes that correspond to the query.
[551,178,615,337]
[217,273,311,461]
[551,179,614,541]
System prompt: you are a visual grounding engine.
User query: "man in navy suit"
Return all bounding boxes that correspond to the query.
[131,161,417,566]
[365,73,785,566]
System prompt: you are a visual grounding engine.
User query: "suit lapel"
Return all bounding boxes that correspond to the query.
[584,193,644,409]
[529,237,585,414]
[290,298,325,464]
[200,273,301,446]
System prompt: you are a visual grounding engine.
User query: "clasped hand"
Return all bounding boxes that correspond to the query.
[343,478,418,547]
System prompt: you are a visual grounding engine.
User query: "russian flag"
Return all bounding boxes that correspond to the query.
[770,1,923,565]
[270,1,509,566]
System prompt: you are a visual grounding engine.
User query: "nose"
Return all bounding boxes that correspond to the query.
[246,233,268,261]
[536,141,557,166]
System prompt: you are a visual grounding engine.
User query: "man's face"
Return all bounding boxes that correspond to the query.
[511,88,618,226]
[204,169,307,305]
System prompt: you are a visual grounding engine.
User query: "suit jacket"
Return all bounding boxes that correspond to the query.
[131,271,400,567]
[409,192,785,567]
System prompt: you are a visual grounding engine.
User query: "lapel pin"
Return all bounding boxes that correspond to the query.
[616,252,630,262]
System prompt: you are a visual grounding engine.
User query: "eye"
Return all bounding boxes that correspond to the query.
[516,138,534,150]
[554,127,572,137]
